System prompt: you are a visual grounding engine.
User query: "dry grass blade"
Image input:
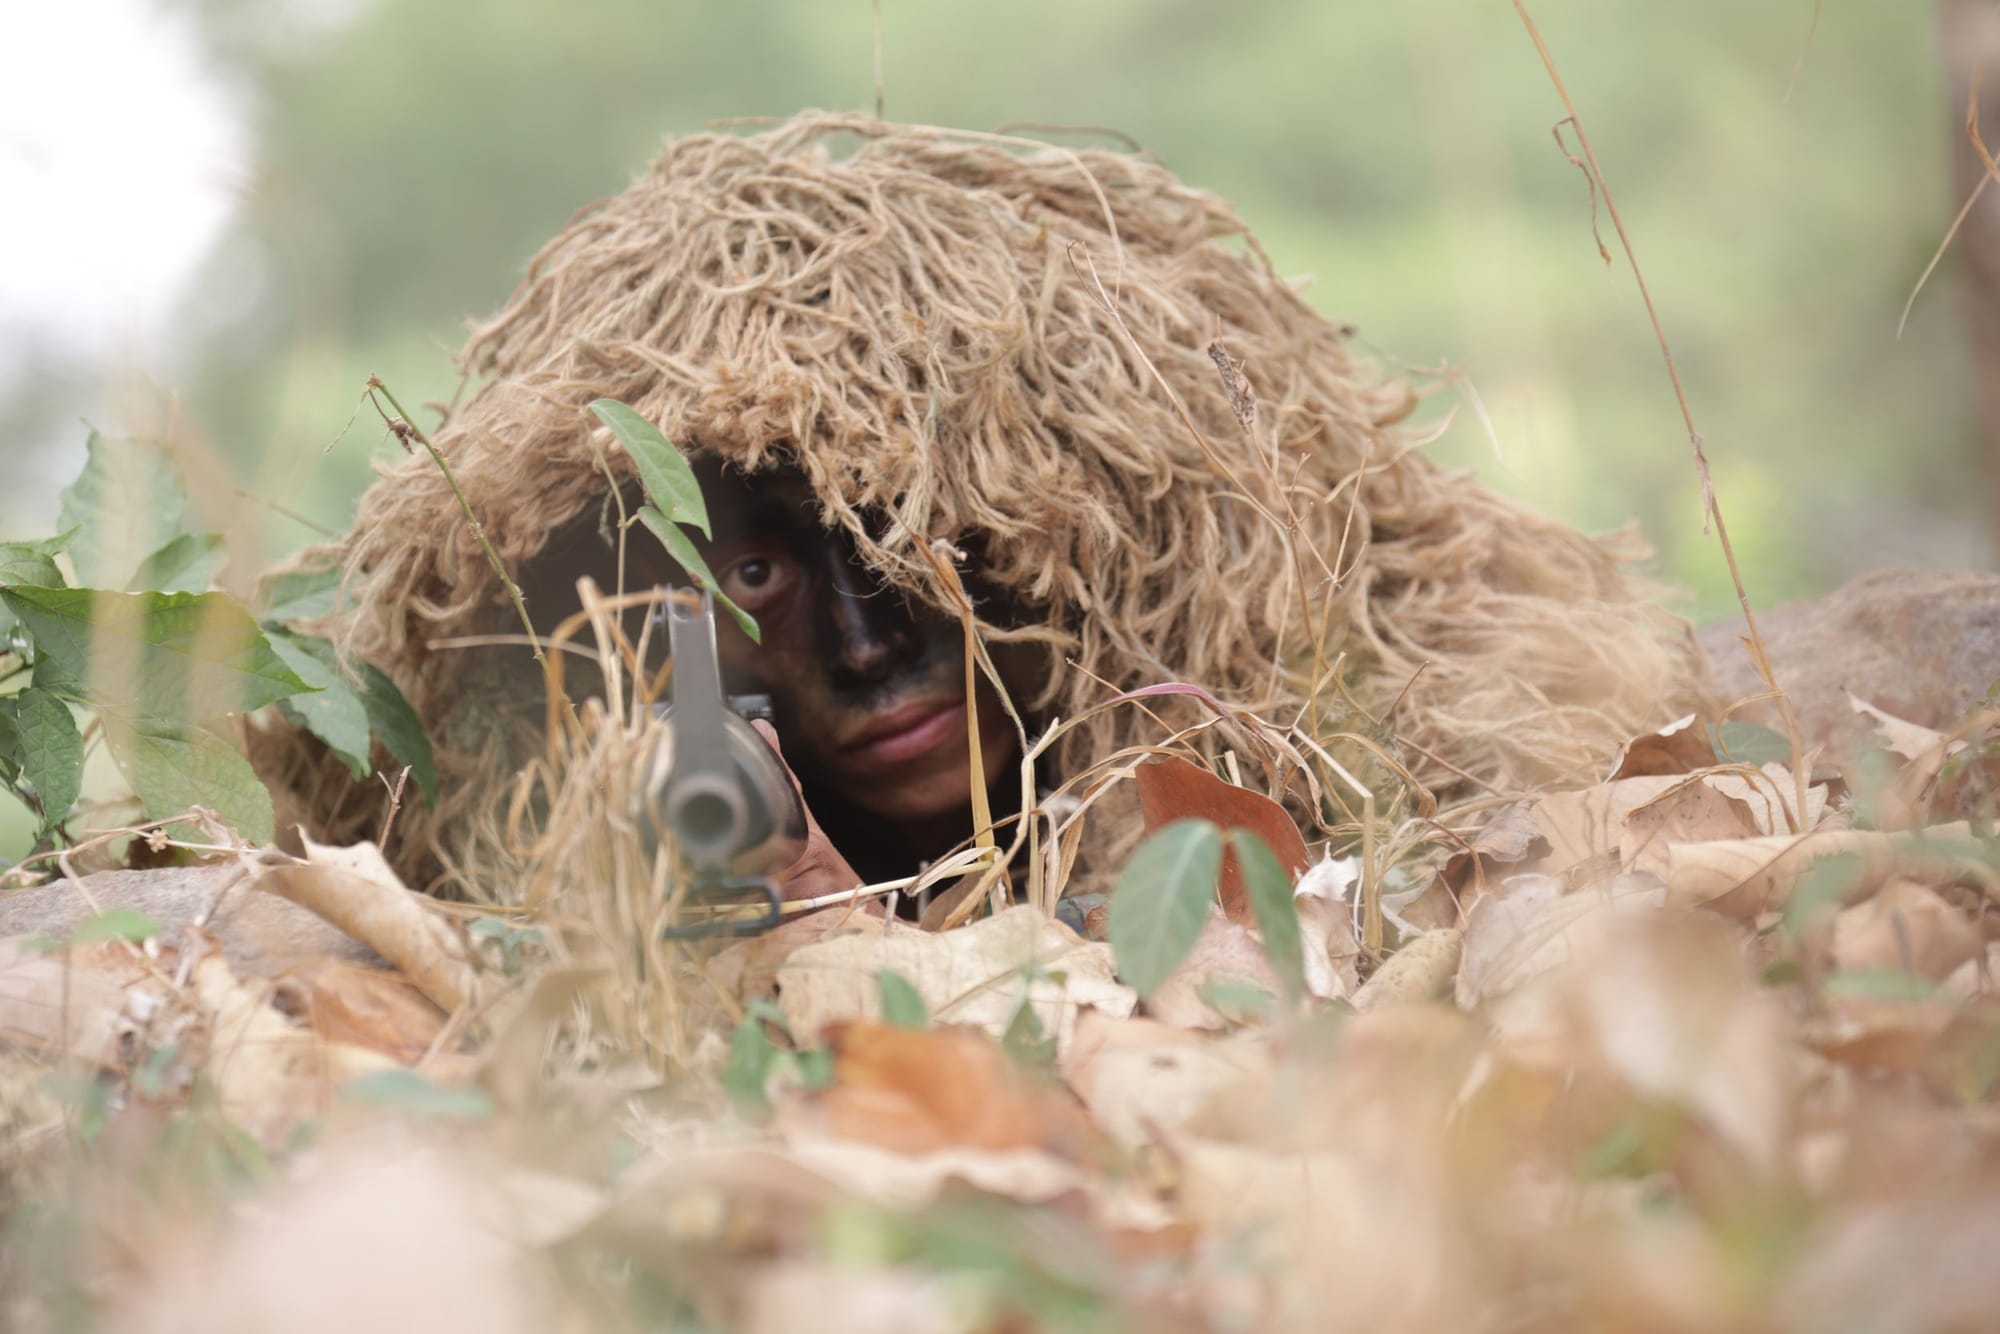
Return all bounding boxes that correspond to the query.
[1510,0,1810,824]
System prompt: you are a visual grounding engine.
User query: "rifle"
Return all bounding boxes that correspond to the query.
[646,589,807,937]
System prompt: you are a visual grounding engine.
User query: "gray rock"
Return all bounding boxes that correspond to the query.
[0,864,380,976]
[1699,569,2000,754]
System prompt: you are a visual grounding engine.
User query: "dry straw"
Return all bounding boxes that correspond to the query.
[261,111,1707,895]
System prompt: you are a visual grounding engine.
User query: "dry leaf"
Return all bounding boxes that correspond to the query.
[0,935,163,1069]
[1620,777,1762,876]
[1609,713,1720,778]
[273,957,450,1064]
[1143,913,1282,1029]
[1061,1010,1271,1150]
[254,839,482,1012]
[1353,930,1463,1010]
[1531,776,1685,870]
[1663,824,1991,919]
[1850,693,1954,763]
[809,1022,1105,1160]
[191,950,396,1144]
[1136,754,1309,922]
[1293,854,1363,999]
[777,904,1133,1052]
[1830,879,1982,982]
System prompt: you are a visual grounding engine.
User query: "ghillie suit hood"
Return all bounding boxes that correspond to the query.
[263,112,1706,891]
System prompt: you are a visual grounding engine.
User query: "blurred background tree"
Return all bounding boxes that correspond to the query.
[4,0,1992,616]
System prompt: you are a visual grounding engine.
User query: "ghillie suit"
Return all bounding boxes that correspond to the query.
[259,112,1707,893]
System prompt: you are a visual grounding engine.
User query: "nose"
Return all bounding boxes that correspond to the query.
[820,549,925,688]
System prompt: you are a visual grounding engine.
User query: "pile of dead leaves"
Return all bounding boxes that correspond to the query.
[2,699,1998,1333]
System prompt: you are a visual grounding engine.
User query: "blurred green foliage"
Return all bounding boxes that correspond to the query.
[103,2,2000,612]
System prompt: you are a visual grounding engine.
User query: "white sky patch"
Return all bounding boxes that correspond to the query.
[0,0,245,364]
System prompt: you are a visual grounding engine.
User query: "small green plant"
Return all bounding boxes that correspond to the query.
[0,434,432,855]
[587,399,760,641]
[1106,819,1305,1002]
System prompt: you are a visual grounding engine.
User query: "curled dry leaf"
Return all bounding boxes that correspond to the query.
[1438,802,1549,903]
[1292,854,1363,999]
[273,956,450,1065]
[1831,879,1982,982]
[1060,1010,1272,1150]
[1619,777,1762,876]
[1609,713,1720,779]
[807,1021,1106,1161]
[1664,823,1992,919]
[776,904,1133,1053]
[1455,874,1663,1015]
[1353,929,1463,1010]
[190,949,397,1145]
[1542,911,1794,1179]
[1850,692,1953,764]
[709,906,881,1003]
[253,838,482,1013]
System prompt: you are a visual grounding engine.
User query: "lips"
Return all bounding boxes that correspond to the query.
[838,698,967,766]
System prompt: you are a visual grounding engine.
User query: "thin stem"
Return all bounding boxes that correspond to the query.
[367,376,546,669]
[1511,2,1810,825]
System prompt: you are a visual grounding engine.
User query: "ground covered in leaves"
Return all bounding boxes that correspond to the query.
[2,694,1998,1334]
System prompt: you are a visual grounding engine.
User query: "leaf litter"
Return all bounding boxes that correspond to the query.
[2,682,1996,1332]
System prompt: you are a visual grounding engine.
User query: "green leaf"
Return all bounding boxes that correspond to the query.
[1000,999,1057,1069]
[1195,976,1276,1024]
[635,506,762,644]
[68,906,165,945]
[0,699,19,785]
[0,587,311,721]
[126,532,226,595]
[1780,852,1861,938]
[876,969,929,1028]
[1708,721,1793,767]
[13,688,82,834]
[1107,819,1223,999]
[794,1045,835,1088]
[100,713,276,845]
[1228,829,1304,1004]
[266,630,373,780]
[354,660,437,804]
[0,537,69,645]
[257,565,346,624]
[723,1010,784,1116]
[56,433,192,589]
[589,399,711,538]
[1822,968,1947,1003]
[338,1069,494,1120]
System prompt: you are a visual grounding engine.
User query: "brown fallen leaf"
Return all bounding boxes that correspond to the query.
[1663,824,1993,919]
[1143,913,1283,1030]
[776,904,1133,1054]
[1830,879,1982,983]
[1136,755,1309,922]
[1532,776,1685,871]
[253,838,482,1013]
[1060,1011,1272,1150]
[1353,929,1463,1010]
[0,935,164,1070]
[1438,802,1550,904]
[1609,713,1720,779]
[273,957,450,1065]
[191,950,397,1145]
[811,1022,1107,1161]
[1620,777,1762,876]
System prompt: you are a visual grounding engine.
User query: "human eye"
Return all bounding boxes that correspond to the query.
[719,549,797,612]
